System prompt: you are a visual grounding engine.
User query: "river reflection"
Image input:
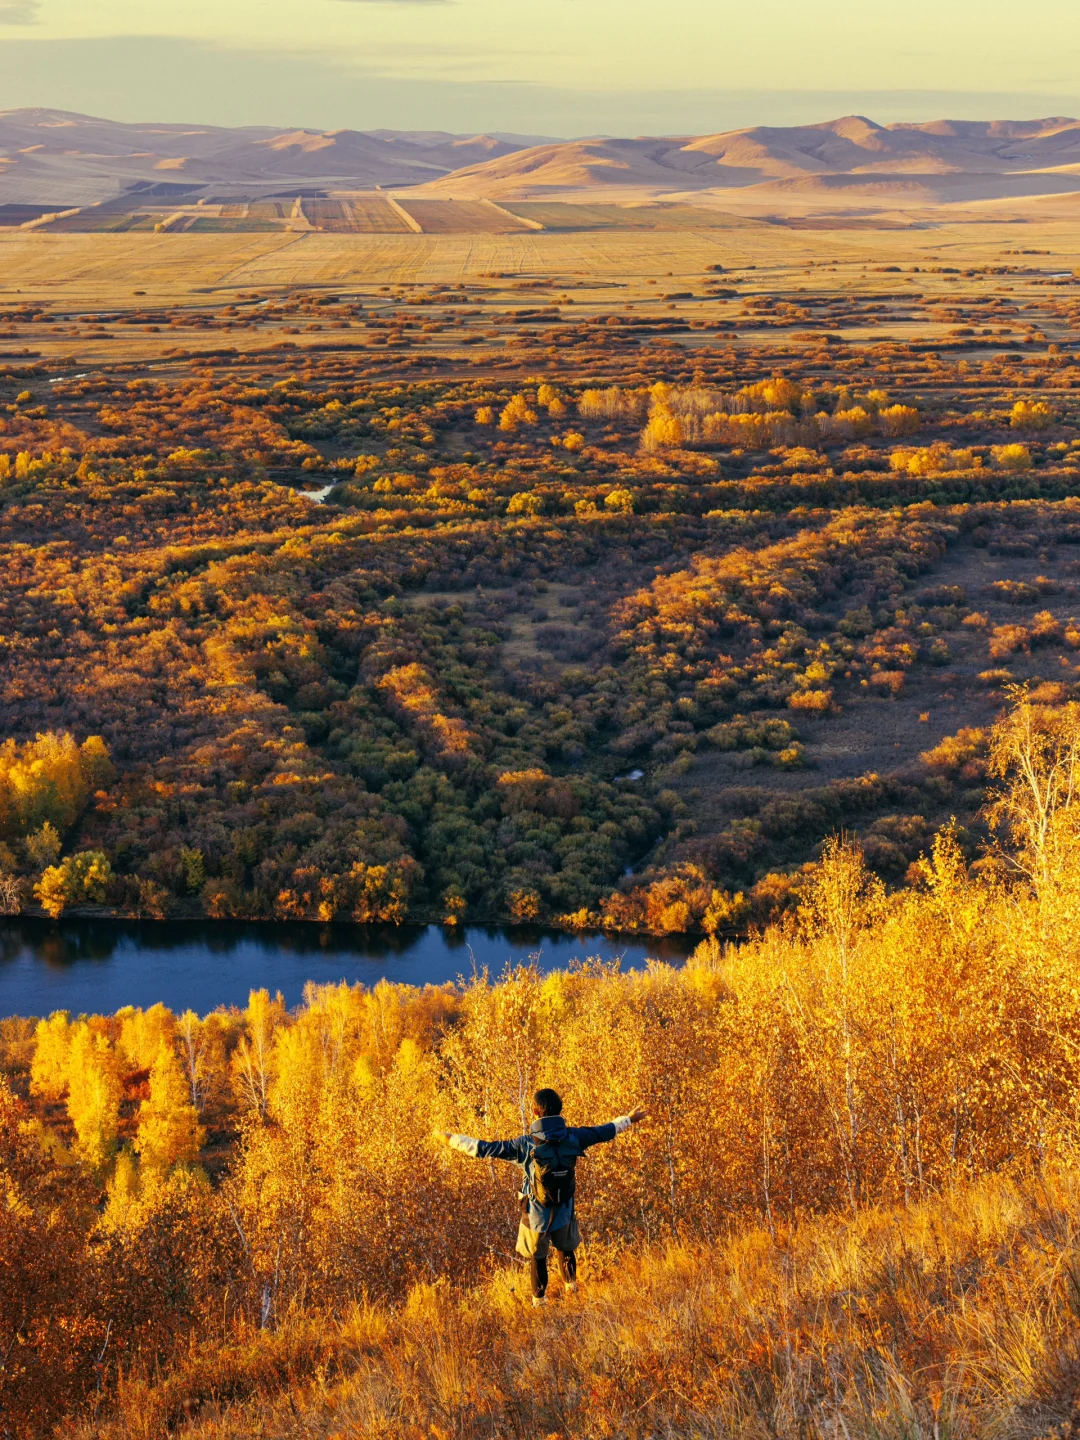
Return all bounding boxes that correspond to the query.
[0,917,695,1017]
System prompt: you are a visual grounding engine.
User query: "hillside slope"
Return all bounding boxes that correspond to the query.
[6,110,1080,210]
[76,1168,1080,1440]
[0,109,544,206]
[415,113,1080,201]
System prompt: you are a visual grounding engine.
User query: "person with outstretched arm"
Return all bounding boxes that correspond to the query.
[435,1087,648,1305]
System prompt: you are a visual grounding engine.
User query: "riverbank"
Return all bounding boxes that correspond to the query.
[0,914,695,1016]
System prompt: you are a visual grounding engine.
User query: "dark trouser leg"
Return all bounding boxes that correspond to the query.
[530,1253,549,1298]
[555,1247,577,1283]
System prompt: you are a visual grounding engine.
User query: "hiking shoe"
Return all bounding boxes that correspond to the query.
[531,1295,548,1307]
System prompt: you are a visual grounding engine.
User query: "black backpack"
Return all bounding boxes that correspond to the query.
[530,1135,576,1207]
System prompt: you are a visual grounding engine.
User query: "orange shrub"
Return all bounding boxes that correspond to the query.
[989,624,1031,659]
[788,689,833,713]
[870,670,906,697]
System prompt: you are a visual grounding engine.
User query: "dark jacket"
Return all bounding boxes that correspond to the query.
[449,1112,631,1233]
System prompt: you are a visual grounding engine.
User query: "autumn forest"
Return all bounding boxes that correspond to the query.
[4,252,1080,933]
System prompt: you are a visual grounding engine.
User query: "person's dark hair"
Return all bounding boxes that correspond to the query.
[533,1087,563,1116]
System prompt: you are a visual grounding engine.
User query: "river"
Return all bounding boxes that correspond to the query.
[0,917,697,1017]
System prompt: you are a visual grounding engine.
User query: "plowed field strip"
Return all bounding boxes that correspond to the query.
[504,203,755,231]
[343,195,413,234]
[395,200,531,234]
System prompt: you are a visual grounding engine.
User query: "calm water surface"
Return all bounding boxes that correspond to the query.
[0,918,695,1017]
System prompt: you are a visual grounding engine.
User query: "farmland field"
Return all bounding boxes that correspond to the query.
[247,200,290,221]
[503,201,759,230]
[0,204,1074,302]
[299,198,356,231]
[42,210,158,233]
[186,215,285,233]
[340,192,415,233]
[395,198,534,233]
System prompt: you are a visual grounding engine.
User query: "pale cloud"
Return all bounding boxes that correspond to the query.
[2,1,1080,132]
[19,0,1080,102]
[0,0,39,23]
[3,34,1072,139]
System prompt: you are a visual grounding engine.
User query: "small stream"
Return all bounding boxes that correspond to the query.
[297,481,337,503]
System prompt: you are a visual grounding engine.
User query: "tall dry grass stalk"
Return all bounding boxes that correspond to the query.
[81,1165,1080,1440]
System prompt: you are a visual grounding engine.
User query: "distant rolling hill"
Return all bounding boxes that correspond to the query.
[4,109,1080,218]
[0,109,552,208]
[414,115,1080,203]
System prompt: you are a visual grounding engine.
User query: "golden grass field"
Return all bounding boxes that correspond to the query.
[0,202,1078,371]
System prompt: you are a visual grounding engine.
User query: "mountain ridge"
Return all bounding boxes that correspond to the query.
[412,114,1080,201]
[3,108,1080,209]
[0,109,554,206]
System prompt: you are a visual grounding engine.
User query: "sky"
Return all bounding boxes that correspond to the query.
[0,0,1078,136]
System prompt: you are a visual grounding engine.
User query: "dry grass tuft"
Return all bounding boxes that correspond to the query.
[79,1166,1080,1440]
